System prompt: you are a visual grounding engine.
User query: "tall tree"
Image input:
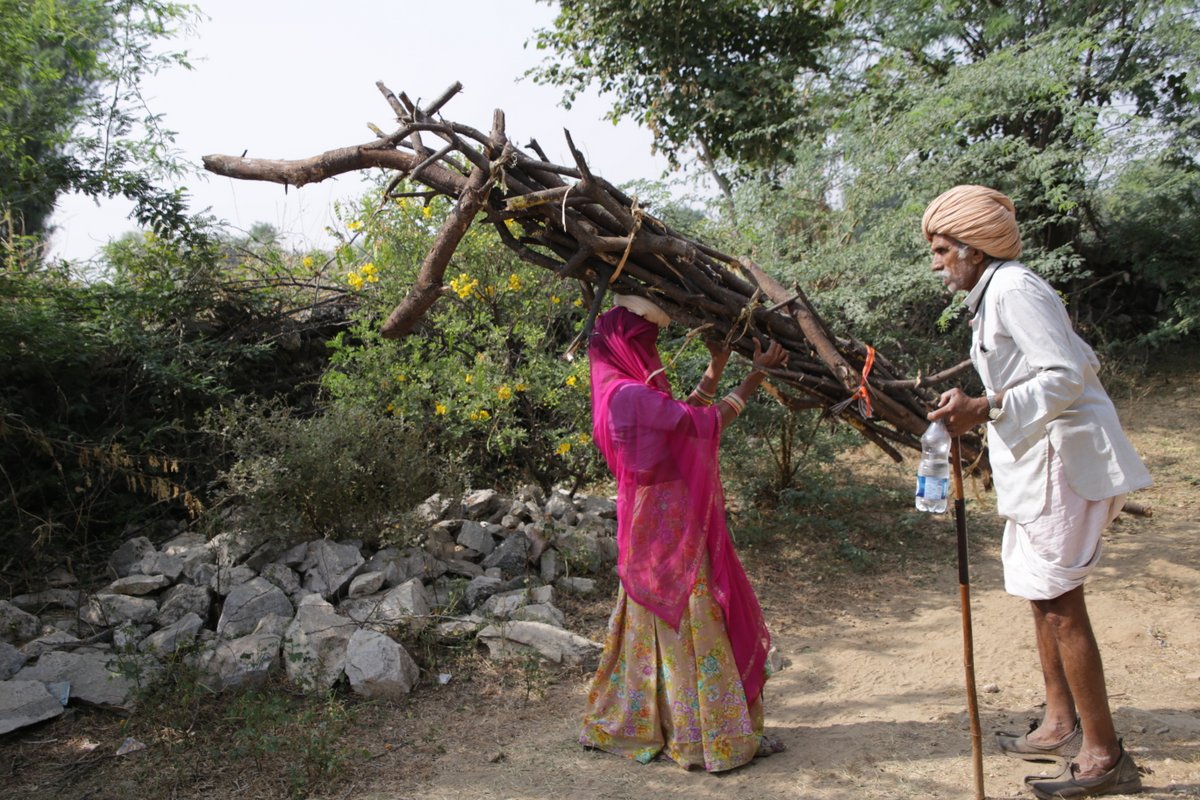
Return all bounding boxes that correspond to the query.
[535,0,1200,350]
[779,0,1200,348]
[528,0,833,197]
[0,0,197,246]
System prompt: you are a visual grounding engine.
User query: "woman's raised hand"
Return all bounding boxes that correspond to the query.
[704,338,732,365]
[717,337,788,425]
[751,338,788,372]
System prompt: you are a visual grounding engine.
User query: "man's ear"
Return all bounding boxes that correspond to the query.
[968,246,987,266]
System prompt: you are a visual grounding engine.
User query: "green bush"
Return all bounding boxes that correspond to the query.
[205,400,440,542]
[0,234,231,565]
[0,226,338,581]
[320,188,605,494]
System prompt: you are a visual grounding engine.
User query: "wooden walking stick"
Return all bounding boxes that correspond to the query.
[952,436,985,800]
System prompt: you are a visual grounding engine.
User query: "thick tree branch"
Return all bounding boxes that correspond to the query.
[203,81,982,464]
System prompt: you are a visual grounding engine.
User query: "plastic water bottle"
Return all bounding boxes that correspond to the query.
[915,420,950,513]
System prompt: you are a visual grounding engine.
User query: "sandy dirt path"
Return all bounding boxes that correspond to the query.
[347,365,1199,800]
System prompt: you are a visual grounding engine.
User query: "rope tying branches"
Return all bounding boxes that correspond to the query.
[201,80,982,466]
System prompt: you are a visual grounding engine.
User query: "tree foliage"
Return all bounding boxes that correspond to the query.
[803,0,1199,352]
[0,0,198,245]
[539,0,1200,358]
[529,0,832,175]
[319,188,606,495]
[205,400,440,542]
[0,227,345,578]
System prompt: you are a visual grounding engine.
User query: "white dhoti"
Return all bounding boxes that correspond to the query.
[1001,447,1126,601]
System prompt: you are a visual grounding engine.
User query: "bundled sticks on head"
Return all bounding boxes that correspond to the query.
[202,80,980,464]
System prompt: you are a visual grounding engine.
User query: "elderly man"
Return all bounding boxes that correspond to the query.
[923,185,1151,799]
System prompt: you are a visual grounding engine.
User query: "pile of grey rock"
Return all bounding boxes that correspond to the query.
[0,487,614,736]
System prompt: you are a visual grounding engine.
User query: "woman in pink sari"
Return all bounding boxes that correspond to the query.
[579,293,788,772]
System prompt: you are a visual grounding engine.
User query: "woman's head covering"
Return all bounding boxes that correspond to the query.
[587,306,770,704]
[587,306,671,405]
[922,184,1023,259]
[613,292,670,327]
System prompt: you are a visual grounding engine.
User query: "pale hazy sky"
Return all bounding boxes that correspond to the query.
[48,0,672,261]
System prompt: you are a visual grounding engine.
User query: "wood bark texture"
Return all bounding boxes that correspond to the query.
[202,81,982,464]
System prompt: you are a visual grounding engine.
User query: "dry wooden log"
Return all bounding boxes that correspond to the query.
[1119,500,1152,518]
[380,110,512,338]
[203,80,984,466]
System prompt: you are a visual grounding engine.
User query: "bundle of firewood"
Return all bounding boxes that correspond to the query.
[203,81,976,463]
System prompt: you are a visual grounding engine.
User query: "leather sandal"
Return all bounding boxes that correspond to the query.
[1023,760,1070,786]
[1027,742,1142,799]
[996,718,1082,761]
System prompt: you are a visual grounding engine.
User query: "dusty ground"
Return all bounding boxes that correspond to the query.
[343,358,1199,800]
[3,358,1197,800]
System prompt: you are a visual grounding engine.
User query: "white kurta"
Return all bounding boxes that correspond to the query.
[965,261,1152,524]
[964,261,1152,599]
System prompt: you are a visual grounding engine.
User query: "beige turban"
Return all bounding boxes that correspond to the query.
[614,293,670,327]
[922,185,1023,260]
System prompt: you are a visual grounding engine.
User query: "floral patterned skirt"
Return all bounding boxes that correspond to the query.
[579,556,765,772]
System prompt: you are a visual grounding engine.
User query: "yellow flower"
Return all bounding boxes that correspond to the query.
[464,373,474,384]
[385,402,396,414]
[556,442,572,456]
[576,433,591,445]
[469,411,479,422]
[497,385,513,401]
[347,272,364,290]
[484,285,496,298]
[550,295,561,304]
[361,262,377,276]
[566,375,578,387]
[448,273,478,299]
[507,273,522,292]
[395,373,407,383]
[515,383,528,392]
[422,206,433,219]
[396,197,408,207]
[434,402,447,416]
[478,409,491,420]
[573,298,583,307]
[302,255,314,268]
[348,220,363,231]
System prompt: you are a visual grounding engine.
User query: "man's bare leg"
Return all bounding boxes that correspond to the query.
[1028,598,1078,743]
[1032,585,1121,777]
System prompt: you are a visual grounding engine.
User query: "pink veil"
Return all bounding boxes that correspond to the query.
[589,306,770,703]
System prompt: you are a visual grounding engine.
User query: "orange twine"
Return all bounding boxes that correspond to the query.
[850,345,876,419]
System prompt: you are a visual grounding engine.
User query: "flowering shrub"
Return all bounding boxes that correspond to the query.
[321,185,605,492]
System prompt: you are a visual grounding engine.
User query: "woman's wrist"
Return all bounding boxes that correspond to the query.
[712,362,774,419]
[719,391,746,417]
[741,371,765,395]
[689,385,716,406]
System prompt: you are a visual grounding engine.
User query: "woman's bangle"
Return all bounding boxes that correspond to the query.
[720,392,746,417]
[688,390,714,407]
